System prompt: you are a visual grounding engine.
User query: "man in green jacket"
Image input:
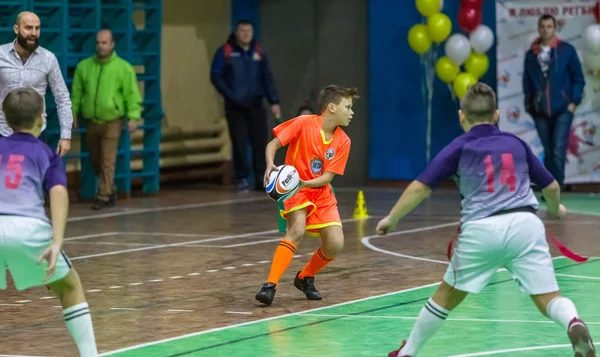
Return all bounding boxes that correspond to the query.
[71,29,142,210]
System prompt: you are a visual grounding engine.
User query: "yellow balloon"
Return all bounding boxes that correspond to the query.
[435,56,459,83]
[416,0,440,17]
[464,52,489,79]
[408,24,432,55]
[427,13,452,43]
[453,73,478,98]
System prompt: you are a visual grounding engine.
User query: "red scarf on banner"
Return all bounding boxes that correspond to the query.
[446,226,588,263]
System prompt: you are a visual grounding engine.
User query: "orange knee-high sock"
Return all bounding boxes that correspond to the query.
[298,247,333,279]
[266,239,297,285]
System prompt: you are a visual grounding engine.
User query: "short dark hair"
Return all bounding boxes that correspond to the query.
[3,87,43,131]
[460,83,497,123]
[235,19,253,28]
[317,85,360,113]
[538,14,556,28]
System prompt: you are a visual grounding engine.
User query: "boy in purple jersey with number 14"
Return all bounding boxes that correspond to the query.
[377,83,595,357]
[0,88,98,356]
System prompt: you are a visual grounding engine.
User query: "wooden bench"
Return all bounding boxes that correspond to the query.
[130,118,232,187]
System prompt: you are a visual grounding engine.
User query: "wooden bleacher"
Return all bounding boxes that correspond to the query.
[130,118,231,186]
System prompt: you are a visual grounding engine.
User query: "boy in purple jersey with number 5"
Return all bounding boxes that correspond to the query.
[377,83,595,357]
[0,88,98,356]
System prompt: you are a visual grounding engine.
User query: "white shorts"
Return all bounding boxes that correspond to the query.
[444,212,559,295]
[0,216,72,291]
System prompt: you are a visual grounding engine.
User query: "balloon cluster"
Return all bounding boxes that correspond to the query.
[409,0,495,99]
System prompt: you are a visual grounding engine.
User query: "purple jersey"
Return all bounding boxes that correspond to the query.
[0,133,67,223]
[417,124,554,223]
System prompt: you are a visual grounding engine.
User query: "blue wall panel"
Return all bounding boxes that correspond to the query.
[368,0,497,180]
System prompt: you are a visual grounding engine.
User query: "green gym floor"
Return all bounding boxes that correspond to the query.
[101,192,599,357]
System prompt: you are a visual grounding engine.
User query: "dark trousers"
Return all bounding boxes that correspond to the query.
[225,106,268,188]
[533,110,573,186]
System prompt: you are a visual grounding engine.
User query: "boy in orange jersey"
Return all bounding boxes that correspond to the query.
[255,85,358,306]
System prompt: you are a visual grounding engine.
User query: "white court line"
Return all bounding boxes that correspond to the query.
[218,238,281,248]
[69,229,280,260]
[361,223,572,266]
[99,281,442,356]
[67,196,269,222]
[225,311,253,315]
[122,232,218,238]
[556,273,600,281]
[67,241,157,247]
[65,231,223,242]
[69,217,375,261]
[300,313,600,325]
[65,232,117,242]
[361,222,458,264]
[446,342,600,356]
[180,236,283,248]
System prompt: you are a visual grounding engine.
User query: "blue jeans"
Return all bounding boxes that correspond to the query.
[533,111,574,186]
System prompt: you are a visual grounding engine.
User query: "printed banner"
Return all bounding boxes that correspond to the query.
[496,0,600,183]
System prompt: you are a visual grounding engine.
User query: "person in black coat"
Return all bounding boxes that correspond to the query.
[211,20,281,192]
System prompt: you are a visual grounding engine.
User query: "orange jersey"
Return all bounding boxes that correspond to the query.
[272,115,351,181]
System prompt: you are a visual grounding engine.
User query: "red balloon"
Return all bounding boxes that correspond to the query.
[594,1,600,23]
[460,0,483,10]
[458,7,482,33]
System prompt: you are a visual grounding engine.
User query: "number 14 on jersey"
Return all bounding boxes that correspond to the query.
[484,154,516,193]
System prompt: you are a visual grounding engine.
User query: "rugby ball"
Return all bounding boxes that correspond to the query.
[265,165,300,201]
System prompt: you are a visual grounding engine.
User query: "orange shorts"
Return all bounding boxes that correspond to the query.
[280,185,341,237]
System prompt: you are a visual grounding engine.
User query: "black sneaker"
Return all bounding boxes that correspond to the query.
[255,282,277,305]
[109,191,117,205]
[294,272,322,300]
[236,179,250,193]
[92,198,115,210]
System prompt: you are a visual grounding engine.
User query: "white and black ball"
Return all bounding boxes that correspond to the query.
[265,165,300,201]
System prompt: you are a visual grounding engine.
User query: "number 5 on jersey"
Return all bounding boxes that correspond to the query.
[484,153,516,193]
[0,154,25,189]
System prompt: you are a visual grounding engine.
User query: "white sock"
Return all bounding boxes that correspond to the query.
[546,296,579,331]
[63,302,98,357]
[400,298,449,356]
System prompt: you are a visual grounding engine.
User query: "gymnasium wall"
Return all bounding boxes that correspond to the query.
[164,0,496,186]
[257,0,369,187]
[161,0,231,134]
[368,0,498,181]
[64,1,207,174]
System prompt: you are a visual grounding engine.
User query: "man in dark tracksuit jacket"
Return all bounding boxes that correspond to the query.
[210,20,281,192]
[523,14,585,188]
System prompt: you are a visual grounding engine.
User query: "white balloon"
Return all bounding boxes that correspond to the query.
[583,50,600,71]
[584,24,600,54]
[445,33,472,66]
[469,25,494,54]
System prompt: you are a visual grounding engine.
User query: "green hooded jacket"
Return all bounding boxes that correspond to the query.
[71,51,142,123]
